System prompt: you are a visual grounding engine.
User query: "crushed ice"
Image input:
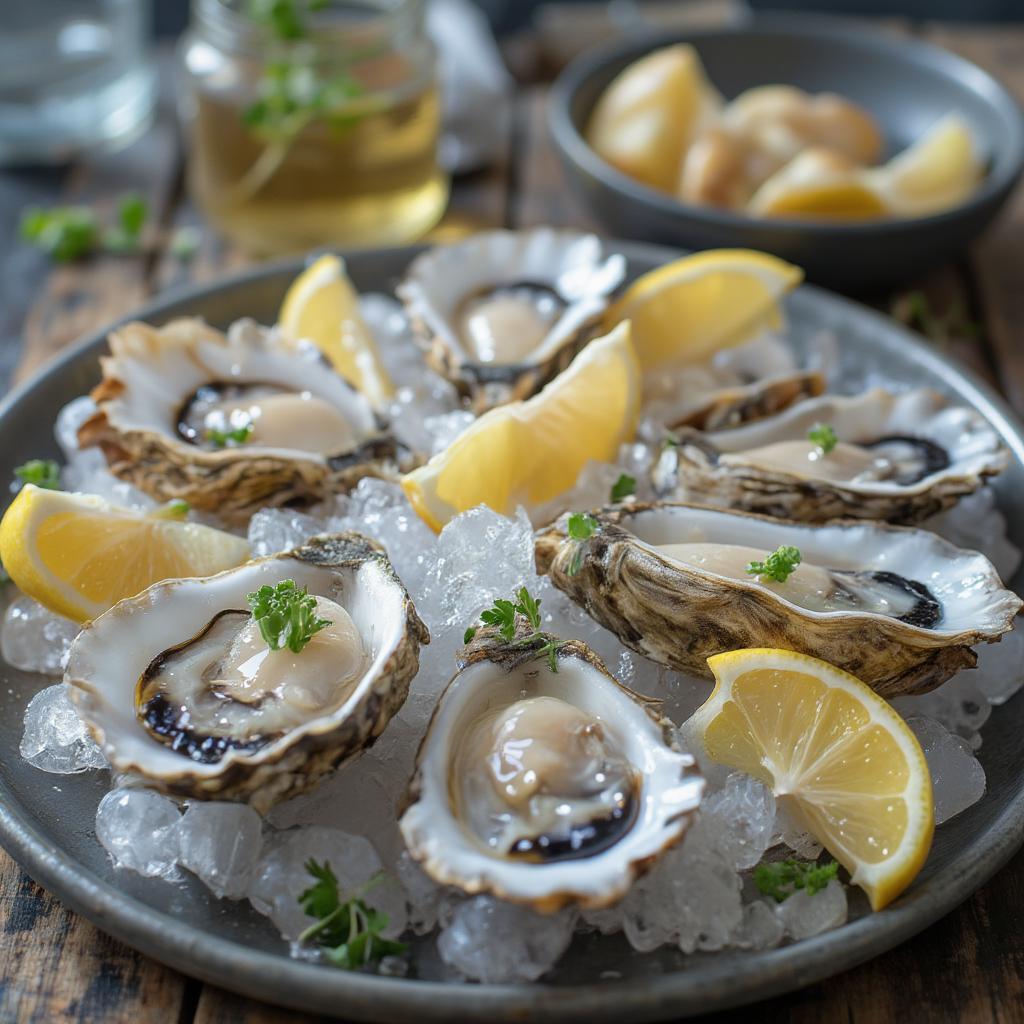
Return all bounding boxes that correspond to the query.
[4,294,1023,982]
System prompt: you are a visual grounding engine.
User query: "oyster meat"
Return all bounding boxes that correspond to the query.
[77,318,416,524]
[536,503,1021,698]
[66,534,429,810]
[399,626,703,911]
[654,388,1008,523]
[398,228,625,412]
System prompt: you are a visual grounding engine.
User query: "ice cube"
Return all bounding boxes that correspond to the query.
[971,627,1024,706]
[247,825,407,941]
[177,802,264,898]
[700,773,777,870]
[905,715,986,825]
[774,879,847,940]
[423,410,476,453]
[396,851,449,935]
[95,788,182,879]
[892,673,990,750]
[2,597,80,676]
[926,488,1021,583]
[246,508,327,557]
[20,683,107,773]
[437,895,576,982]
[730,900,784,950]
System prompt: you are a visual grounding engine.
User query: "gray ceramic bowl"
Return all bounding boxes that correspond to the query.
[548,19,1024,292]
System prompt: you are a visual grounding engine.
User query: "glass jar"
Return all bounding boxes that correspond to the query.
[180,0,448,254]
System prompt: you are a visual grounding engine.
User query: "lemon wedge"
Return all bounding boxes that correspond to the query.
[279,253,394,407]
[586,44,717,192]
[747,148,889,220]
[872,113,982,218]
[402,322,640,530]
[689,648,934,911]
[604,249,803,371]
[0,486,251,622]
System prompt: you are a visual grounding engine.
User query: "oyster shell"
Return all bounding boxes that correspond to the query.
[397,228,625,412]
[653,388,1008,523]
[535,503,1021,698]
[66,533,428,811]
[399,625,703,911]
[77,318,416,524]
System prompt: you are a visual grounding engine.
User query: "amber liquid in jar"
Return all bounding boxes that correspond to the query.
[184,1,447,254]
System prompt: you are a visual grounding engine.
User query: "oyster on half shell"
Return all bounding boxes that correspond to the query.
[77,318,417,524]
[535,503,1021,698]
[66,534,428,811]
[397,228,625,412]
[399,625,703,911]
[653,388,1008,523]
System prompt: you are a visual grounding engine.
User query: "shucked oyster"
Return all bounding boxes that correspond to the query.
[399,625,703,911]
[398,228,625,412]
[654,388,1008,523]
[77,318,416,524]
[536,503,1021,698]
[66,534,428,811]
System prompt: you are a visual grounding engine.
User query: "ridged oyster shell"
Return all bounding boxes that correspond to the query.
[535,503,1021,698]
[399,624,703,911]
[66,534,429,811]
[397,228,625,412]
[653,388,1008,523]
[77,318,416,524]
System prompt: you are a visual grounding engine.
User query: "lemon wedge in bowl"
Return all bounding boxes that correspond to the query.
[279,253,395,408]
[603,249,803,372]
[689,648,934,911]
[402,321,640,531]
[0,486,251,622]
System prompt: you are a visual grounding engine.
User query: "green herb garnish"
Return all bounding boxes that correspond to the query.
[807,423,838,454]
[566,511,598,576]
[20,194,148,262]
[610,473,636,502]
[14,459,61,491]
[464,585,564,672]
[150,499,190,521]
[247,579,331,653]
[746,545,802,583]
[103,194,148,252]
[298,859,406,969]
[754,858,839,903]
[206,423,254,448]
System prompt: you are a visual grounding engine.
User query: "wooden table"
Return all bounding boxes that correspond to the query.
[2,12,1023,1023]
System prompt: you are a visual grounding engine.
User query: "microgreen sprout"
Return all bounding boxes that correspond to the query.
[807,423,838,454]
[13,459,61,492]
[754,858,839,903]
[566,511,598,576]
[746,545,802,583]
[247,579,331,653]
[610,473,636,502]
[206,423,254,448]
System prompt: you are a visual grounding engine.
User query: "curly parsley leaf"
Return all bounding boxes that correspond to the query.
[610,473,636,502]
[746,545,802,583]
[465,586,563,671]
[808,423,838,454]
[298,859,406,970]
[207,423,254,448]
[754,858,839,903]
[247,579,331,653]
[14,459,61,491]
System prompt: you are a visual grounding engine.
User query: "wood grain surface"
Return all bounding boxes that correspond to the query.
[1,11,1023,1024]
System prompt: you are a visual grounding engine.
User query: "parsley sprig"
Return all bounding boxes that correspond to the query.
[207,423,254,448]
[754,858,839,902]
[14,459,61,491]
[610,473,636,502]
[808,423,838,454]
[566,511,598,576]
[20,194,148,262]
[150,499,190,521]
[463,585,565,672]
[247,579,331,653]
[298,860,406,969]
[746,545,802,583]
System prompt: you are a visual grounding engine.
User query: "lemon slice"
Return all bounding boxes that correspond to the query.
[279,253,394,407]
[747,149,889,221]
[586,44,717,192]
[0,486,251,622]
[689,648,934,911]
[402,322,640,530]
[872,114,981,218]
[604,249,803,371]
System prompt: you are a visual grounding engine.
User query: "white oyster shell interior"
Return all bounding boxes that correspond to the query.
[400,650,703,909]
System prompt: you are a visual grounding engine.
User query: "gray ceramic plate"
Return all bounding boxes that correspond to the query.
[1,242,1023,1023]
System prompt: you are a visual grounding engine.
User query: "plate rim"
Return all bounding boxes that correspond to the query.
[2,239,1023,1023]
